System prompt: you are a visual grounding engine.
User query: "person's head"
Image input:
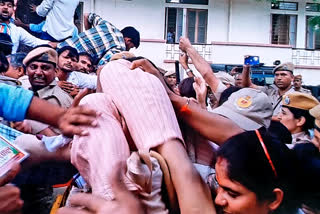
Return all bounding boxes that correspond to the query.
[293,74,303,90]
[178,77,196,99]
[57,46,79,72]
[215,130,304,214]
[164,70,176,88]
[212,88,273,130]
[77,52,94,73]
[230,66,242,76]
[121,27,140,51]
[278,93,319,134]
[273,62,294,91]
[0,0,14,22]
[234,73,243,87]
[0,33,12,55]
[5,53,26,79]
[310,104,320,150]
[23,46,58,91]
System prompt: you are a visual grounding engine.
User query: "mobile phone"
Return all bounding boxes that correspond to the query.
[244,56,260,66]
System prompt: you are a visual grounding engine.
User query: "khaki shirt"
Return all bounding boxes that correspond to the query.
[27,80,73,134]
[295,87,312,95]
[258,85,295,116]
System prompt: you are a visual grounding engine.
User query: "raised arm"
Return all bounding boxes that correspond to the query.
[241,64,259,89]
[179,37,220,92]
[130,59,244,144]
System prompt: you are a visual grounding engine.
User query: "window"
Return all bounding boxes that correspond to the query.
[271,2,298,11]
[165,8,208,44]
[306,16,320,49]
[271,14,297,47]
[306,3,320,12]
[166,0,208,5]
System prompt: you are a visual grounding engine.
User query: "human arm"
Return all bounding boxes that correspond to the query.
[33,0,54,17]
[193,77,207,109]
[179,37,220,92]
[0,163,24,214]
[14,18,30,30]
[241,64,259,89]
[130,60,243,145]
[17,27,48,48]
[27,88,98,137]
[179,52,194,78]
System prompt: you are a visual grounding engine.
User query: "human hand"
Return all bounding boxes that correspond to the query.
[29,4,37,13]
[58,81,80,97]
[130,59,162,79]
[193,77,207,109]
[48,42,58,49]
[57,165,145,214]
[14,18,24,27]
[12,121,32,134]
[0,163,23,214]
[179,52,189,69]
[179,37,192,52]
[58,89,99,137]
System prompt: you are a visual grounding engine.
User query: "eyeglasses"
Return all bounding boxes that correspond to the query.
[255,130,278,178]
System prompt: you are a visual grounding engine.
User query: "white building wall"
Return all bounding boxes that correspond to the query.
[80,0,320,86]
[228,0,271,44]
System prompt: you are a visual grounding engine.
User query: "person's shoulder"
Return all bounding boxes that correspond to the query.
[52,85,73,106]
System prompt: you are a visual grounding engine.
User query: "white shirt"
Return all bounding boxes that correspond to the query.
[8,23,48,53]
[36,0,80,41]
[67,71,97,90]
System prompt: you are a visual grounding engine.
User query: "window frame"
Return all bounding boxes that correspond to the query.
[305,15,320,50]
[270,13,298,47]
[164,3,209,45]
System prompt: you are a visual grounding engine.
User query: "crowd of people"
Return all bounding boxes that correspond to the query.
[0,0,320,214]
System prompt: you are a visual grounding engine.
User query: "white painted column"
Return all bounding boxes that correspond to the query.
[296,1,307,49]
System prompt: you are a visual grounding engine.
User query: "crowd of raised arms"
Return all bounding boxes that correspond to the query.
[0,0,319,214]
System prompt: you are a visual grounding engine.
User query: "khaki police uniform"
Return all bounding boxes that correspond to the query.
[258,85,295,116]
[295,87,312,95]
[27,80,73,134]
[257,62,296,116]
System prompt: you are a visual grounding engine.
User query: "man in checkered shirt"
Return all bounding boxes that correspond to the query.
[57,13,140,66]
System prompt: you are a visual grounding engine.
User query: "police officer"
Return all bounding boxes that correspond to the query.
[278,92,319,148]
[293,74,312,95]
[242,62,296,118]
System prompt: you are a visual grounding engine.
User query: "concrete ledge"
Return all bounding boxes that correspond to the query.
[211,41,292,49]
[141,39,166,43]
[164,59,213,64]
[295,65,320,70]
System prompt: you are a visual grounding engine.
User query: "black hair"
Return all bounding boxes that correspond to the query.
[268,121,292,145]
[57,46,79,62]
[0,51,9,72]
[121,26,140,48]
[0,33,13,56]
[178,77,196,99]
[217,130,320,213]
[79,52,94,64]
[0,0,14,5]
[218,86,241,106]
[284,106,315,133]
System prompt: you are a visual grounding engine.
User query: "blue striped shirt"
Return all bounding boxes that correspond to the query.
[58,13,126,66]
